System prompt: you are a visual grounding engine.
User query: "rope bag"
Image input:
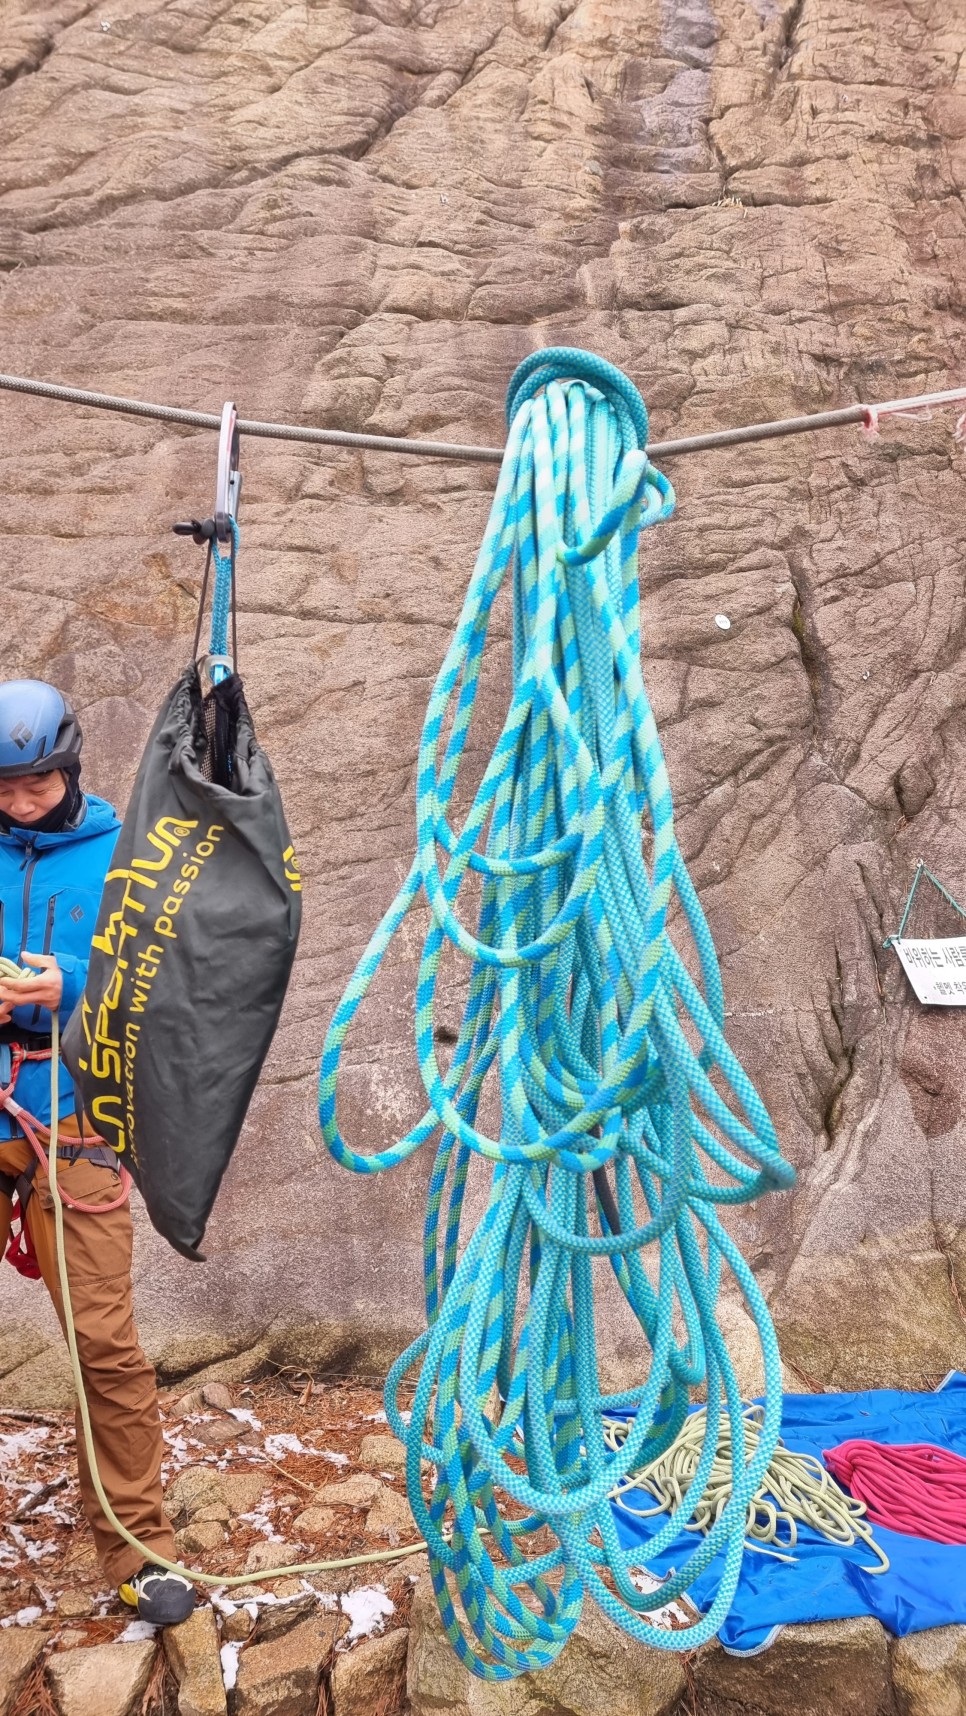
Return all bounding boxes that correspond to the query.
[319,348,796,1678]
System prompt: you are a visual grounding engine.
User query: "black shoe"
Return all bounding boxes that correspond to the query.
[119,1563,196,1626]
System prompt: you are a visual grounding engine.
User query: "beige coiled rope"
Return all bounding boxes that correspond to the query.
[603,1403,890,1572]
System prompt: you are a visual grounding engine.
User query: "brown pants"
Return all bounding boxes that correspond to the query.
[0,1120,177,1584]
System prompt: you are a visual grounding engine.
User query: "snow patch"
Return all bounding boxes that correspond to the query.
[221,1642,241,1691]
[227,1407,263,1430]
[262,1432,314,1459]
[6,1524,57,1563]
[238,1510,283,1542]
[0,1427,50,1465]
[117,1619,158,1643]
[0,1607,43,1628]
[340,1585,393,1642]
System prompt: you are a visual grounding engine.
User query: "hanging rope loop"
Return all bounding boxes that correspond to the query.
[319,347,795,1679]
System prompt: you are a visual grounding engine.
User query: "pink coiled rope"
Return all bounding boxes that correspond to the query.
[823,1440,966,1546]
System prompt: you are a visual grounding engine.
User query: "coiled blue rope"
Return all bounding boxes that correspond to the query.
[319,348,795,1678]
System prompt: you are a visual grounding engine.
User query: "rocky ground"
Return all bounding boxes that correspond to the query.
[0,1372,423,1716]
[2,1372,966,1716]
[3,0,966,1403]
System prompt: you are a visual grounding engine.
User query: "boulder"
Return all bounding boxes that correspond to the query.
[176,1519,229,1556]
[220,1606,256,1643]
[174,1390,207,1417]
[47,1640,157,1716]
[55,1591,95,1619]
[201,1383,235,1411]
[292,1505,336,1538]
[407,1574,685,1716]
[691,1618,891,1716]
[251,1591,319,1641]
[244,1541,298,1576]
[0,1627,45,1716]
[359,1434,406,1474]
[194,1418,247,1449]
[165,1467,228,1527]
[221,1472,273,1518]
[365,1485,415,1542]
[331,1628,408,1716]
[388,1551,431,1585]
[893,1625,966,1716]
[232,1614,345,1716]
[164,1604,227,1716]
[314,1474,384,1509]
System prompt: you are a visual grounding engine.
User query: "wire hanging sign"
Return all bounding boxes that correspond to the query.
[883,860,966,1007]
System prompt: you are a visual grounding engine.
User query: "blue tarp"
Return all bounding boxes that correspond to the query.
[609,1372,966,1654]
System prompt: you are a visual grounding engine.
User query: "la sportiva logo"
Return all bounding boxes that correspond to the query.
[283,844,301,893]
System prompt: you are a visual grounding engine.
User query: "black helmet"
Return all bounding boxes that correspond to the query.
[0,680,83,779]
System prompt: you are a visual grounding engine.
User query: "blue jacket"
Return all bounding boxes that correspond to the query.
[0,794,120,1136]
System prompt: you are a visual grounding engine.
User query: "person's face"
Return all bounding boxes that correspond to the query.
[0,769,67,824]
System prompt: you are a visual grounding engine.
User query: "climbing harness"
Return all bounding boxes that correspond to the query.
[0,956,131,1275]
[605,1404,889,1572]
[319,348,796,1678]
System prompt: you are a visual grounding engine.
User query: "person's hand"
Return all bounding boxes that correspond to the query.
[0,998,12,1026]
[0,953,65,1013]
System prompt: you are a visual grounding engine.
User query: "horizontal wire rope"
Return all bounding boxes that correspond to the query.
[318,348,797,1679]
[2,369,966,465]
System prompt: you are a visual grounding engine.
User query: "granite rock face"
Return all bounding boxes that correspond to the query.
[1,0,965,1396]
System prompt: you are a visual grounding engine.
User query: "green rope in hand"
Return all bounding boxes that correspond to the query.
[0,956,33,982]
[319,348,796,1679]
[605,1403,889,1572]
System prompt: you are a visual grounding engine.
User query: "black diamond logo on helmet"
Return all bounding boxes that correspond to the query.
[70,905,84,922]
[10,722,32,750]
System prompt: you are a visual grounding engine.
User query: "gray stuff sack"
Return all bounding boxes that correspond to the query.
[62,664,301,1260]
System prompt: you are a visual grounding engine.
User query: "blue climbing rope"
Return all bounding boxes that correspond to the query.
[208,521,237,684]
[318,349,795,1678]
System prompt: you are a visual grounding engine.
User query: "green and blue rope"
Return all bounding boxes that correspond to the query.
[318,348,795,1678]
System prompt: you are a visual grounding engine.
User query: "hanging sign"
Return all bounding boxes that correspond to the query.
[893,937,966,1006]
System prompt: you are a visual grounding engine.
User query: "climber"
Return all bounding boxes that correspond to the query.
[0,679,195,1626]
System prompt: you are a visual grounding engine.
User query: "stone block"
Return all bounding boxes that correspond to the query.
[221,1471,273,1517]
[359,1434,406,1473]
[365,1485,415,1541]
[164,1603,227,1716]
[692,1617,892,1716]
[244,1541,298,1575]
[177,1518,228,1556]
[293,1505,336,1538]
[47,1640,157,1716]
[165,1467,228,1526]
[407,1574,685,1715]
[893,1625,966,1716]
[332,1628,408,1716]
[0,1627,45,1716]
[314,1474,384,1509]
[232,1614,343,1716]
